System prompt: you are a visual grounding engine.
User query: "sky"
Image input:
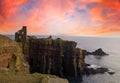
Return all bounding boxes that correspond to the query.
[0,0,120,37]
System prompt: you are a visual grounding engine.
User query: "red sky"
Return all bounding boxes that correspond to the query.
[0,0,120,37]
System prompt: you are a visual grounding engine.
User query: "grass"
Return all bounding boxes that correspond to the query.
[0,72,49,83]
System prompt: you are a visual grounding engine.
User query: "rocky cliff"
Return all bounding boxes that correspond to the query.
[0,26,86,83]
[0,34,69,83]
[28,37,85,77]
[0,34,29,72]
[14,26,86,78]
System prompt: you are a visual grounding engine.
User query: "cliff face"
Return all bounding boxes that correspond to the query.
[14,26,85,77]
[28,37,85,77]
[0,34,68,83]
[0,35,29,73]
[0,26,85,83]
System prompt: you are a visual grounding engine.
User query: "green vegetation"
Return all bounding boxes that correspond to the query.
[0,71,68,83]
[0,72,49,83]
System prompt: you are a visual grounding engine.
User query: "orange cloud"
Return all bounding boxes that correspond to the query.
[0,0,28,19]
[89,6,105,22]
[78,0,102,3]
[71,25,120,36]
[22,0,76,34]
[38,0,75,18]
[0,0,120,36]
[0,21,18,34]
[0,0,28,34]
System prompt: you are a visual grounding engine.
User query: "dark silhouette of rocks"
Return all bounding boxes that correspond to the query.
[84,64,109,75]
[15,26,27,42]
[85,67,108,75]
[15,26,86,77]
[108,71,115,75]
[92,48,108,56]
[86,48,108,56]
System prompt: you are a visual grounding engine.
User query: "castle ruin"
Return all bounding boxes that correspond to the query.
[15,26,27,42]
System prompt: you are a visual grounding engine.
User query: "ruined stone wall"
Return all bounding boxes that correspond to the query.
[15,26,27,42]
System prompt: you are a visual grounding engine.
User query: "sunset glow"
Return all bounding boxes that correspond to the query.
[0,0,120,36]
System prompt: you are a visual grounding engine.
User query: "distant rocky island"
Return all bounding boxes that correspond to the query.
[86,48,109,56]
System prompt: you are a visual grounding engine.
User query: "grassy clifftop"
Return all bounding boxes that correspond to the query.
[0,72,68,83]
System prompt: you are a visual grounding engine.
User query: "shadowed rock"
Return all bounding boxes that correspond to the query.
[28,37,85,77]
[85,64,109,75]
[15,26,86,77]
[91,48,108,56]
[86,48,108,56]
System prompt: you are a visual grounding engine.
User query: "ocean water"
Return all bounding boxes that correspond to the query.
[56,36,120,83]
[7,35,120,83]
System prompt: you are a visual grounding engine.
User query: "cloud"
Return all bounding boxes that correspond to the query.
[78,0,120,35]
[0,0,28,19]
[0,0,120,36]
[37,0,75,18]
[78,0,102,3]
[21,0,76,34]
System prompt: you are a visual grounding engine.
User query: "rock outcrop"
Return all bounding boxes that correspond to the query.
[15,26,86,77]
[86,48,108,56]
[0,34,29,73]
[91,48,108,56]
[28,37,85,77]
[85,64,108,75]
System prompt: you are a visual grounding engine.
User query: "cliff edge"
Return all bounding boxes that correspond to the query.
[0,34,68,83]
[0,34,29,72]
[14,26,86,77]
[0,26,86,83]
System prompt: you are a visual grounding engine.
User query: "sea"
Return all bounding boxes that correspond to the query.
[6,35,120,83]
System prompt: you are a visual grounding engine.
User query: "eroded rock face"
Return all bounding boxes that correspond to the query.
[28,37,85,77]
[15,26,86,77]
[0,35,29,73]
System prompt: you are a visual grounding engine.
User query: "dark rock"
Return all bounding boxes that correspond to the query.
[108,70,115,75]
[85,63,90,66]
[89,48,108,56]
[15,26,27,42]
[108,72,115,75]
[15,27,86,77]
[85,64,108,75]
[95,68,108,74]
[85,68,96,75]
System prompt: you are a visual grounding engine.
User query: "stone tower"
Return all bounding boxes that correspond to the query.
[15,26,27,42]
